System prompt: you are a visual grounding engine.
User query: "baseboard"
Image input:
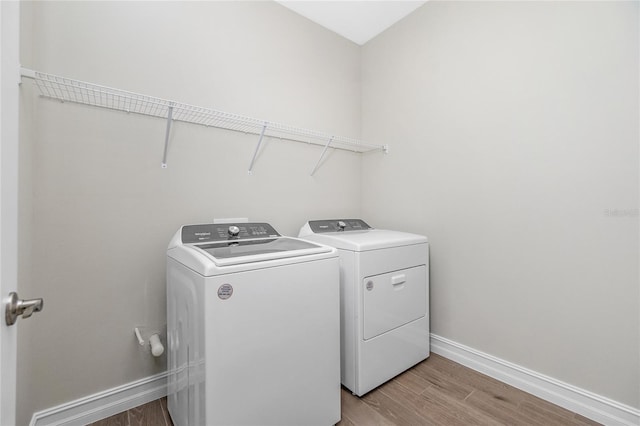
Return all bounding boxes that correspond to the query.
[29,372,168,426]
[430,334,640,426]
[28,337,640,426]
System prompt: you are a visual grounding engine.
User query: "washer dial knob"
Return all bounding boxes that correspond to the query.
[228,225,240,237]
[337,221,347,231]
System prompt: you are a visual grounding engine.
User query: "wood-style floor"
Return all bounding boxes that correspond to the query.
[90,397,172,426]
[90,353,600,426]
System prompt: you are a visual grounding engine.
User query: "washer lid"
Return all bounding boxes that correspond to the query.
[300,227,427,251]
[168,223,337,273]
[194,237,330,265]
[189,237,333,267]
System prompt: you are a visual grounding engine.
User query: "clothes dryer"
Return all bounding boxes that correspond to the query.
[167,222,340,426]
[299,219,429,396]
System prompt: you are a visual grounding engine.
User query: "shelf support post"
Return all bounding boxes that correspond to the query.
[161,103,174,168]
[247,122,268,175]
[310,136,334,176]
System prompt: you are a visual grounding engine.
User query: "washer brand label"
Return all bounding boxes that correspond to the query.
[366,281,374,291]
[218,284,233,300]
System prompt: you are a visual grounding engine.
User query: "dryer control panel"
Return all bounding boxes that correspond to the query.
[181,223,280,243]
[308,219,372,233]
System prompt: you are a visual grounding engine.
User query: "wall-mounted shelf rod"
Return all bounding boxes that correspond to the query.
[248,123,268,174]
[310,136,334,176]
[19,68,389,170]
[161,103,174,169]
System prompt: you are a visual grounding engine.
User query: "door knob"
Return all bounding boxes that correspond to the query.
[5,292,44,326]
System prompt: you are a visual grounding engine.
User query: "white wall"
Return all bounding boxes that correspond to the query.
[361,1,639,408]
[17,0,639,422]
[17,2,363,423]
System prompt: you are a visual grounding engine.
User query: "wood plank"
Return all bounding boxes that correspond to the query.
[518,393,576,421]
[340,387,395,426]
[381,377,495,426]
[573,413,604,426]
[517,400,586,426]
[420,384,503,426]
[129,399,167,426]
[410,355,538,417]
[159,397,173,426]
[453,366,526,408]
[88,411,128,426]
[465,389,545,426]
[361,387,434,426]
[392,370,431,394]
[335,412,356,426]
[411,359,475,400]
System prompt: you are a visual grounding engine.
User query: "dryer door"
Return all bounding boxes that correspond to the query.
[362,265,427,340]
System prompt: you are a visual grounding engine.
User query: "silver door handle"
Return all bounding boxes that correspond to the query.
[5,292,44,326]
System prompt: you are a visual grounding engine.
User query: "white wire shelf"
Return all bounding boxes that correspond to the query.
[20,68,388,173]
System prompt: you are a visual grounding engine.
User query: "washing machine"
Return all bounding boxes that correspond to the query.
[299,219,429,396]
[167,222,341,426]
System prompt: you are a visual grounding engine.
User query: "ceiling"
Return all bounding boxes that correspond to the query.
[276,1,427,45]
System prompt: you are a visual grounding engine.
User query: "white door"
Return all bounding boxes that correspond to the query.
[362,265,427,340]
[1,1,21,424]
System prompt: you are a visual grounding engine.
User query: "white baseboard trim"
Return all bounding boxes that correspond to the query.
[29,372,168,426]
[27,337,640,426]
[430,334,640,426]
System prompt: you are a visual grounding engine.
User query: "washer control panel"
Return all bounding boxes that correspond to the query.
[181,223,280,243]
[308,219,372,233]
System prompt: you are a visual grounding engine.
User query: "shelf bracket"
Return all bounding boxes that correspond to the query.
[161,103,174,168]
[247,122,268,175]
[310,136,334,176]
[19,67,36,85]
